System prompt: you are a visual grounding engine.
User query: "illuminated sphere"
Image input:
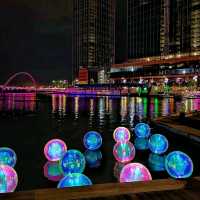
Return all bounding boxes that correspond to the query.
[134,123,150,138]
[44,161,63,182]
[83,131,102,150]
[44,139,67,161]
[57,173,92,188]
[134,138,149,150]
[120,163,152,183]
[60,150,86,175]
[0,165,18,193]
[113,141,135,163]
[84,150,102,168]
[0,148,17,168]
[148,153,165,172]
[113,127,130,143]
[165,151,193,179]
[148,134,168,154]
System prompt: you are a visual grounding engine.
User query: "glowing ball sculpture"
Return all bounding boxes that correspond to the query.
[120,163,152,183]
[113,141,135,163]
[44,161,63,182]
[148,134,168,154]
[57,173,92,188]
[134,138,149,150]
[134,123,150,138]
[60,150,86,175]
[44,139,67,161]
[113,127,130,143]
[83,131,102,150]
[165,151,193,179]
[84,150,102,168]
[0,148,17,168]
[0,165,18,193]
[148,153,165,171]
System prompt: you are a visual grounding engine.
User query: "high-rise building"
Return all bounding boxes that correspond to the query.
[73,0,115,83]
[115,0,128,64]
[111,0,200,83]
[128,0,162,59]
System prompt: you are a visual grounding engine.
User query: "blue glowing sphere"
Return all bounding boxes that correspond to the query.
[60,150,86,175]
[83,131,102,150]
[165,151,193,179]
[57,173,92,188]
[134,138,149,150]
[84,150,102,168]
[113,141,135,163]
[0,165,18,193]
[134,123,150,138]
[44,161,63,182]
[113,127,130,143]
[148,134,168,154]
[44,139,67,161]
[0,148,17,168]
[148,153,165,171]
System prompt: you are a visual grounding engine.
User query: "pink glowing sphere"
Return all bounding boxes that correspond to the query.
[44,139,67,161]
[113,127,131,143]
[0,165,18,193]
[120,163,152,183]
[113,141,135,163]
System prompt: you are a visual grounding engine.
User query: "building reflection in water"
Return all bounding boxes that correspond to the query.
[52,94,67,117]
[50,94,200,129]
[0,93,36,112]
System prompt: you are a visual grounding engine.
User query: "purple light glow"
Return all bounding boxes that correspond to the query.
[113,127,130,143]
[44,139,67,161]
[120,163,152,183]
[113,141,135,163]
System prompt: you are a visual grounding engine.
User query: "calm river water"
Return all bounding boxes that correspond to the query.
[0,93,200,191]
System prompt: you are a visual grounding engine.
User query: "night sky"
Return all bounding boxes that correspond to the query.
[0,0,73,84]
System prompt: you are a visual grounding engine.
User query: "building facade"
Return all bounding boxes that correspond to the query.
[73,0,115,83]
[111,0,200,84]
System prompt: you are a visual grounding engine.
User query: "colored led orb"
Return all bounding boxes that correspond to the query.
[60,150,86,175]
[113,162,126,180]
[0,148,17,168]
[113,141,135,163]
[0,165,18,193]
[134,138,149,150]
[148,153,165,172]
[148,134,168,154]
[57,173,92,188]
[84,150,102,168]
[44,139,67,161]
[134,123,150,138]
[120,163,152,183]
[44,161,63,182]
[83,131,102,150]
[165,151,193,179]
[113,127,130,143]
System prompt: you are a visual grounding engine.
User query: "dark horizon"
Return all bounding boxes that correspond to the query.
[0,1,73,84]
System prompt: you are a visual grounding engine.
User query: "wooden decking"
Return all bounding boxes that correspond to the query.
[153,113,200,142]
[1,177,200,200]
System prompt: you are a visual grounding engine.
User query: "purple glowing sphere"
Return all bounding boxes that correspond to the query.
[0,165,18,193]
[44,139,67,161]
[113,127,131,143]
[113,141,135,163]
[120,163,152,183]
